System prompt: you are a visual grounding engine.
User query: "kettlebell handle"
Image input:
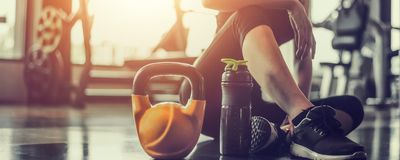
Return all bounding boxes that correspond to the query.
[132,62,205,100]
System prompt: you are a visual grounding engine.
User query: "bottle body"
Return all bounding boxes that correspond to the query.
[220,104,251,156]
[219,65,253,156]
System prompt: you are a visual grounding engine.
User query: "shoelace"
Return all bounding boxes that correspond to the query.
[307,105,344,136]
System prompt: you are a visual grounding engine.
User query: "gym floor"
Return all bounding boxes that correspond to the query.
[0,104,398,160]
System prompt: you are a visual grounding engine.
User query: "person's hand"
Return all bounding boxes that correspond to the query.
[288,1,316,60]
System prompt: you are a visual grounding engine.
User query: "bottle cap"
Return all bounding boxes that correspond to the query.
[221,58,252,83]
[221,58,248,71]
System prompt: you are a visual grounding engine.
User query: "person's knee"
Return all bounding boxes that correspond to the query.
[242,25,277,58]
[230,6,280,47]
[232,5,268,31]
[233,5,265,22]
[242,20,276,48]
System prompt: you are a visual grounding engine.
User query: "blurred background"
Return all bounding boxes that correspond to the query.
[0,0,399,159]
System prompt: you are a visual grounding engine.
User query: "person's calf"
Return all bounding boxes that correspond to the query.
[242,25,313,119]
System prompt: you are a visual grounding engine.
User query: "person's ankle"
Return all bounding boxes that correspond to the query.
[289,106,315,126]
[288,108,303,122]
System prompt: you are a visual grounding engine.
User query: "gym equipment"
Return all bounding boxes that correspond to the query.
[132,62,205,159]
[24,6,65,104]
[313,0,399,106]
[151,0,187,55]
[25,48,64,103]
[313,0,369,99]
[67,0,93,107]
[364,22,399,106]
[220,58,252,156]
[37,7,63,54]
[24,0,93,105]
[357,0,399,106]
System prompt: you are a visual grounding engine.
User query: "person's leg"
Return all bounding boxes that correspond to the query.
[311,95,364,134]
[180,16,246,138]
[179,5,365,159]
[241,16,364,132]
[242,25,313,120]
[180,6,294,138]
[232,6,365,159]
[180,3,363,141]
[241,15,363,133]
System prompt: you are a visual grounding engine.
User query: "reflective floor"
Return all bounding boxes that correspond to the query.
[0,103,398,160]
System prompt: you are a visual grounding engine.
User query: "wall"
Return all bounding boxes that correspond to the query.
[0,0,30,103]
[0,61,26,103]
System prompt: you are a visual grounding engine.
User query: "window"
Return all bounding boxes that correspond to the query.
[70,0,216,65]
[392,0,399,50]
[0,0,26,59]
[310,0,341,63]
[391,0,399,74]
[71,0,178,65]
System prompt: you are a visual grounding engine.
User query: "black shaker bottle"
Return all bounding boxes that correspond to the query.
[219,58,253,156]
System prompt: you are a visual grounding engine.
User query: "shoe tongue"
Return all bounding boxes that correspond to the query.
[306,106,343,134]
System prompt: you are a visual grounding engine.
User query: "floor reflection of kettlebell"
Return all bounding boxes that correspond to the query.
[132,62,206,159]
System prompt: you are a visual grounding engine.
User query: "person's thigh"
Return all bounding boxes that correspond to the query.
[180,6,293,138]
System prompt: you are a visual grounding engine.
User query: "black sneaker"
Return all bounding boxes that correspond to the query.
[250,116,289,155]
[290,105,366,160]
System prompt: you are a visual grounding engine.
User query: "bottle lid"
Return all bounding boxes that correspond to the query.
[221,58,248,71]
[221,58,252,83]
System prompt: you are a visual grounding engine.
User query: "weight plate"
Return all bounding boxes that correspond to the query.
[24,48,64,103]
[36,6,63,55]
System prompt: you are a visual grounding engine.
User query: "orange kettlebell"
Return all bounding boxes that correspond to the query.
[132,62,206,159]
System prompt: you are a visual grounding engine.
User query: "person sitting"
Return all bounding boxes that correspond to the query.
[180,0,366,159]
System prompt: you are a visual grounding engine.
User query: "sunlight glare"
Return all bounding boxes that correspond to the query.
[72,0,176,48]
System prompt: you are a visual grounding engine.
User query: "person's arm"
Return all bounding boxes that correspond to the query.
[294,54,312,98]
[205,0,316,62]
[293,0,312,98]
[202,0,299,12]
[299,0,310,15]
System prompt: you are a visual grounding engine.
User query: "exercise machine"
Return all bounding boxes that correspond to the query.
[313,0,370,100]
[24,0,93,105]
[24,6,67,104]
[313,0,399,106]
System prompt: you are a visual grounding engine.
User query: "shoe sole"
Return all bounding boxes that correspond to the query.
[290,142,367,160]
